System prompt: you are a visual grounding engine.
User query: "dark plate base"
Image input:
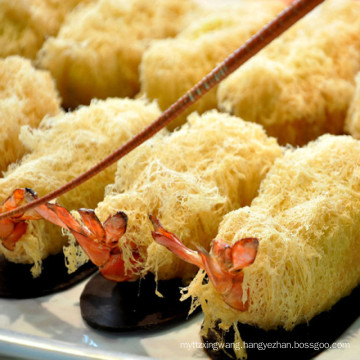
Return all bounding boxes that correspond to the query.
[80,272,195,332]
[203,285,360,360]
[0,254,96,299]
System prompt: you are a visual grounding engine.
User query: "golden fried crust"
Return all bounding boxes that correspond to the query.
[345,72,360,138]
[0,56,60,172]
[140,0,286,130]
[37,0,196,108]
[94,110,282,280]
[188,134,360,337]
[0,98,161,276]
[218,0,360,146]
[0,0,92,59]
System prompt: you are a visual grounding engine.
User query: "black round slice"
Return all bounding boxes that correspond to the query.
[202,284,360,360]
[80,272,195,331]
[0,253,96,299]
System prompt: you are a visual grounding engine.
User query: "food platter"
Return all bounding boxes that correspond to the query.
[1,1,360,360]
[0,272,359,360]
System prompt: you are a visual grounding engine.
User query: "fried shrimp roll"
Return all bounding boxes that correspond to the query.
[0,56,60,172]
[186,134,360,358]
[37,0,195,108]
[218,0,360,146]
[0,0,92,59]
[140,0,286,130]
[0,98,161,276]
[82,110,282,281]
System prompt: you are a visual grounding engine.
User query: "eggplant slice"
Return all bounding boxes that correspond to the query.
[0,254,96,299]
[80,272,196,331]
[202,285,360,360]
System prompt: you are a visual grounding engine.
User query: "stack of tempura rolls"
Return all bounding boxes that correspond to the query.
[140,0,287,130]
[217,0,360,145]
[0,0,92,59]
[65,110,282,280]
[0,98,161,276]
[167,134,360,359]
[36,0,196,108]
[0,56,60,173]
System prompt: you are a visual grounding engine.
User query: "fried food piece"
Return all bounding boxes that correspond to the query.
[187,134,360,358]
[140,0,286,130]
[0,56,60,173]
[90,110,282,281]
[345,72,360,138]
[0,0,92,59]
[0,98,161,276]
[218,0,360,146]
[37,0,195,109]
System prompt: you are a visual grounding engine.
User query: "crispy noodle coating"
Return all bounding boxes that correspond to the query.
[0,56,60,173]
[0,0,92,59]
[37,0,195,108]
[0,98,161,276]
[140,0,286,130]
[345,72,360,138]
[91,110,282,281]
[218,0,360,146]
[187,135,360,358]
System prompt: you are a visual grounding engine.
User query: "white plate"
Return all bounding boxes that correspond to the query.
[0,275,205,360]
[0,273,360,360]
